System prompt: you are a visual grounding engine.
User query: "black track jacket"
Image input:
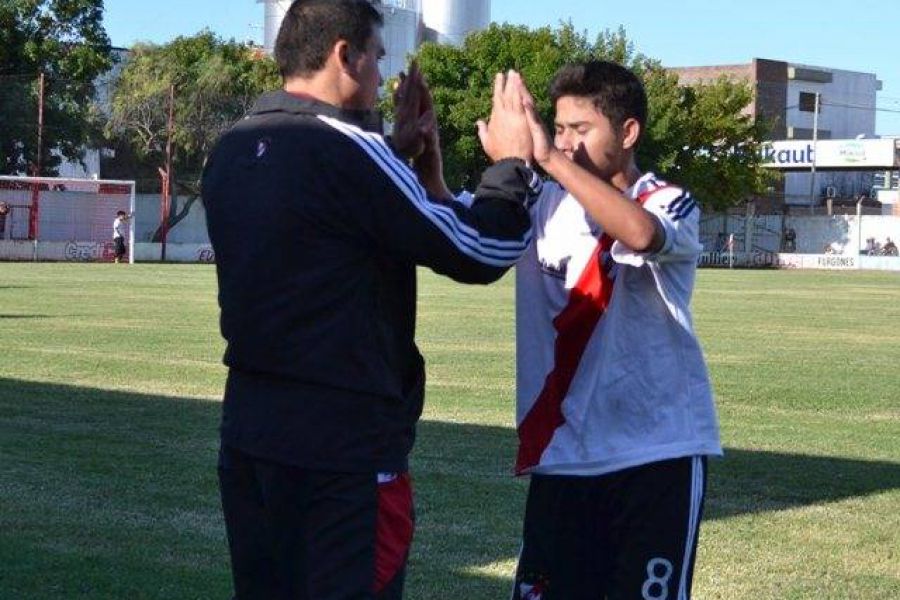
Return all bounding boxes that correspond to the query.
[203,90,537,473]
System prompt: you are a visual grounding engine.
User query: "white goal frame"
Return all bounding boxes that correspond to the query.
[0,176,137,264]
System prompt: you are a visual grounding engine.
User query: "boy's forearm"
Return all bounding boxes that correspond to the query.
[539,150,663,252]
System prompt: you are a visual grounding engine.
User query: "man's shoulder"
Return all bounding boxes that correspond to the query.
[209,111,358,169]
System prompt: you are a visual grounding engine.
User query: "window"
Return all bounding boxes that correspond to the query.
[799,92,819,112]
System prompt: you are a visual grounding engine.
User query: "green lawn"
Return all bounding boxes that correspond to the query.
[0,264,898,599]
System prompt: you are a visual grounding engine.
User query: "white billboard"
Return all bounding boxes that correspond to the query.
[761,139,900,170]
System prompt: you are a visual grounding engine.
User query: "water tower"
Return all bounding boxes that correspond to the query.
[422,0,490,46]
[256,0,490,55]
[257,0,292,55]
[379,1,422,84]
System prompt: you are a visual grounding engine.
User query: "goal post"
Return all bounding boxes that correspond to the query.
[0,176,136,263]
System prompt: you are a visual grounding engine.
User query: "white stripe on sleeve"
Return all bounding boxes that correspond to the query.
[318,115,531,267]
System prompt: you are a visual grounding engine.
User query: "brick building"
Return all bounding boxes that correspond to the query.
[670,58,883,209]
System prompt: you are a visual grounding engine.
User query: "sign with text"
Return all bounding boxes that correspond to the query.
[761,139,900,170]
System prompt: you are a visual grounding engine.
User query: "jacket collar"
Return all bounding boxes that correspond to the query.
[249,90,384,134]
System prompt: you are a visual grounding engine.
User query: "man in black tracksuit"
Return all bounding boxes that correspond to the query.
[202,1,538,598]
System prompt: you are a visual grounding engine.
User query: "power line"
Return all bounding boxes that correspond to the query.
[822,101,900,115]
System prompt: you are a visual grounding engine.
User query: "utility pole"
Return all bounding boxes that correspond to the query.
[36,71,44,177]
[28,72,45,241]
[160,83,175,261]
[807,92,820,212]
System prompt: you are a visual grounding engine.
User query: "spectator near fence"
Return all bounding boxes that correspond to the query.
[783,227,796,252]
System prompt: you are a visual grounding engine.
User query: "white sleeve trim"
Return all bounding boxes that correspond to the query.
[611,189,700,266]
[318,115,531,267]
[455,190,474,207]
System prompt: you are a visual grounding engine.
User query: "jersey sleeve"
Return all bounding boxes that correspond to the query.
[611,186,702,267]
[319,116,538,284]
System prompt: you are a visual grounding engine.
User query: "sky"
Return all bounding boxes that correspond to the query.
[102,0,900,135]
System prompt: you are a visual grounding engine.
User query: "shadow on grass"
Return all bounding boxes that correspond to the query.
[1,377,898,598]
[0,314,51,319]
[416,420,900,519]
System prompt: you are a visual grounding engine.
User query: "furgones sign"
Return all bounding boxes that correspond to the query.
[761,139,900,170]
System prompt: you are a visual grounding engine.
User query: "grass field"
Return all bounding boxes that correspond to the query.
[1,263,898,599]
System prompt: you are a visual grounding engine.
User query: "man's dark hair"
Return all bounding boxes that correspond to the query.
[550,61,647,140]
[116,210,127,217]
[275,0,383,79]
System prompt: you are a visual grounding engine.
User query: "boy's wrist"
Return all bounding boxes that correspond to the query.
[537,148,564,173]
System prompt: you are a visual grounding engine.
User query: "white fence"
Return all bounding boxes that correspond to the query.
[699,251,900,271]
[3,185,899,269]
[700,214,900,256]
[0,240,214,263]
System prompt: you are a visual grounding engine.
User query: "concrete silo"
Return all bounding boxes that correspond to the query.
[255,1,489,81]
[422,0,491,46]
[379,1,422,83]
[257,0,292,55]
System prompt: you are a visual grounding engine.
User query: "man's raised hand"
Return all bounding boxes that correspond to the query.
[391,61,433,160]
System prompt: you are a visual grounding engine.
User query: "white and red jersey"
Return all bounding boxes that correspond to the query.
[515,172,722,476]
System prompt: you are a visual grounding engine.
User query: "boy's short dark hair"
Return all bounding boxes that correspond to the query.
[116,210,127,217]
[275,0,384,79]
[550,61,647,141]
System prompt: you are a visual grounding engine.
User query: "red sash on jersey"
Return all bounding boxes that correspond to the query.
[515,187,662,475]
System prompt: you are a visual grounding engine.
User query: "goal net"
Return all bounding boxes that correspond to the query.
[0,176,136,263]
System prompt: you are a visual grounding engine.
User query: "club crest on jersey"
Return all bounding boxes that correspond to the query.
[519,581,546,600]
[377,472,399,484]
[539,255,570,280]
[255,137,270,158]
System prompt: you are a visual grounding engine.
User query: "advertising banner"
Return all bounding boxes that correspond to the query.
[761,139,900,170]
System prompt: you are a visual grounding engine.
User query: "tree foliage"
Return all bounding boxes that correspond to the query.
[108,30,279,184]
[397,23,771,210]
[106,31,280,239]
[0,0,113,175]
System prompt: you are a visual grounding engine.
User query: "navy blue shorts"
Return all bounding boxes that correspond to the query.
[512,456,708,600]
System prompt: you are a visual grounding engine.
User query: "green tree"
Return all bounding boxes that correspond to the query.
[106,31,280,240]
[396,23,770,210]
[0,0,113,175]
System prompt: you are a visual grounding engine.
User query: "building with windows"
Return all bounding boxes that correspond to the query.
[671,59,884,207]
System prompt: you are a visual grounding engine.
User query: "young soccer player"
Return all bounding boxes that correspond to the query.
[488,61,723,600]
[112,210,129,263]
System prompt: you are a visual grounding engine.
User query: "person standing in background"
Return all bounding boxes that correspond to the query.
[112,210,129,263]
